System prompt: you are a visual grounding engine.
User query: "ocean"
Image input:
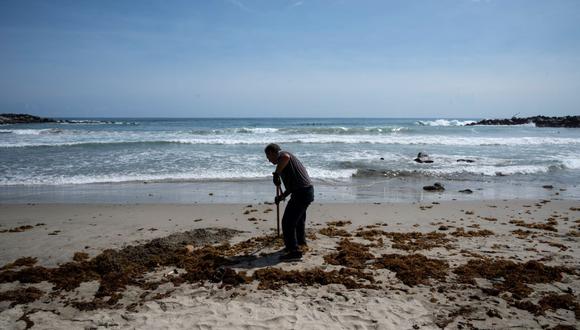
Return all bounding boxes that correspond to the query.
[1,117,579,203]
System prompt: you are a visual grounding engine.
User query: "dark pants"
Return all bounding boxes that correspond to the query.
[282,186,314,252]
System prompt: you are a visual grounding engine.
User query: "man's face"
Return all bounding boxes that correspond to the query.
[266,151,278,164]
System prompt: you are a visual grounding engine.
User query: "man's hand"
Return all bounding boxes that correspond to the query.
[272,172,281,186]
[275,194,285,205]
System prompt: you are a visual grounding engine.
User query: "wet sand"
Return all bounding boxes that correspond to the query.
[1,199,579,329]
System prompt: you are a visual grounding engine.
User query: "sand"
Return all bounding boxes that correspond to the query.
[0,199,579,329]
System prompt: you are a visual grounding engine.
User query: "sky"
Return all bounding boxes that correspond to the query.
[1,0,579,118]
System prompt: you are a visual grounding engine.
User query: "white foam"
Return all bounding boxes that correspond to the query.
[2,134,580,148]
[0,166,356,186]
[416,119,476,127]
[562,158,580,169]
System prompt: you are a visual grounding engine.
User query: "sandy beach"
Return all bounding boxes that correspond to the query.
[0,199,579,329]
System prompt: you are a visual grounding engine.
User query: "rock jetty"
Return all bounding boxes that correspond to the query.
[467,115,580,128]
[0,113,57,124]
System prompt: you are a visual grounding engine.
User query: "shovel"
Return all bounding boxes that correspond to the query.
[276,185,281,237]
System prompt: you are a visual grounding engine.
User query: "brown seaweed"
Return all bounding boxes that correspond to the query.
[374,254,449,286]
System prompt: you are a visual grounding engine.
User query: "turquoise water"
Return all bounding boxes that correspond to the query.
[1,118,579,202]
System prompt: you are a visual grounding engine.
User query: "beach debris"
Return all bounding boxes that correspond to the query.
[458,189,473,194]
[184,245,194,254]
[72,252,90,262]
[374,254,449,286]
[323,239,375,269]
[356,230,452,251]
[319,226,352,237]
[0,225,34,233]
[540,240,569,251]
[450,228,494,237]
[0,287,44,306]
[414,152,434,163]
[454,259,573,299]
[511,229,536,239]
[326,220,352,227]
[513,293,580,320]
[1,257,38,271]
[509,218,558,232]
[423,183,445,192]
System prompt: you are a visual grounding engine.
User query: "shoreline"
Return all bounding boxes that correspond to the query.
[0,199,579,329]
[1,177,578,204]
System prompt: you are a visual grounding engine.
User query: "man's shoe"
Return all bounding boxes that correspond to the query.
[279,251,302,262]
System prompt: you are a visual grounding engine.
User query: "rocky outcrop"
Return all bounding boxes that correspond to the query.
[0,113,57,124]
[467,116,580,128]
[423,182,445,192]
[414,152,433,163]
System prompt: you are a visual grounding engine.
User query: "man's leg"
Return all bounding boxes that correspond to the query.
[281,198,300,252]
[297,187,314,246]
[296,210,307,246]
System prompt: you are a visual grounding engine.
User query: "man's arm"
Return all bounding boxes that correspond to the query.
[274,152,290,175]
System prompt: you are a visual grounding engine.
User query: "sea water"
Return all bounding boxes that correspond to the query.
[1,118,579,203]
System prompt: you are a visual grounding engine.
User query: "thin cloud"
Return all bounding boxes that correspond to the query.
[289,1,304,8]
[226,0,255,13]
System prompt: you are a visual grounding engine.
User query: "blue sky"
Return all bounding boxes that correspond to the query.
[1,0,579,118]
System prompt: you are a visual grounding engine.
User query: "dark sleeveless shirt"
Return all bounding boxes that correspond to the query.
[278,151,312,193]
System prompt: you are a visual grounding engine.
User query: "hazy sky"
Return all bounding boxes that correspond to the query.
[1,0,579,118]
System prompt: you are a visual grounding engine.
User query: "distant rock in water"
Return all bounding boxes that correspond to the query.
[458,189,473,194]
[467,115,580,128]
[0,113,57,124]
[414,152,434,163]
[423,182,445,192]
[456,159,475,163]
[0,113,126,125]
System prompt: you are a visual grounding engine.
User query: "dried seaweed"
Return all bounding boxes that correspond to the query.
[326,220,352,227]
[0,228,240,299]
[387,232,452,251]
[323,239,374,269]
[1,257,38,271]
[451,228,495,237]
[513,294,580,320]
[374,254,449,286]
[454,259,572,299]
[356,230,452,251]
[356,229,387,241]
[510,218,558,232]
[0,225,34,233]
[319,227,352,237]
[0,287,44,306]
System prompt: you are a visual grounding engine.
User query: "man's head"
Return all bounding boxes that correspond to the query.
[265,143,281,164]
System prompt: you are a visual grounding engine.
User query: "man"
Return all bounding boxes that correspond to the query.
[265,143,314,261]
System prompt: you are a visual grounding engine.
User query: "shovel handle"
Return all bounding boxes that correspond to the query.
[276,185,281,237]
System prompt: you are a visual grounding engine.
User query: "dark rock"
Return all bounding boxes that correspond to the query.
[414,152,434,163]
[0,113,57,124]
[423,183,445,192]
[467,116,580,128]
[542,185,554,189]
[456,159,475,163]
[459,189,473,194]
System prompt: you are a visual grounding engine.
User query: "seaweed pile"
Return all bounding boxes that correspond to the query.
[374,254,449,286]
[356,230,453,251]
[454,259,575,299]
[323,239,374,269]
